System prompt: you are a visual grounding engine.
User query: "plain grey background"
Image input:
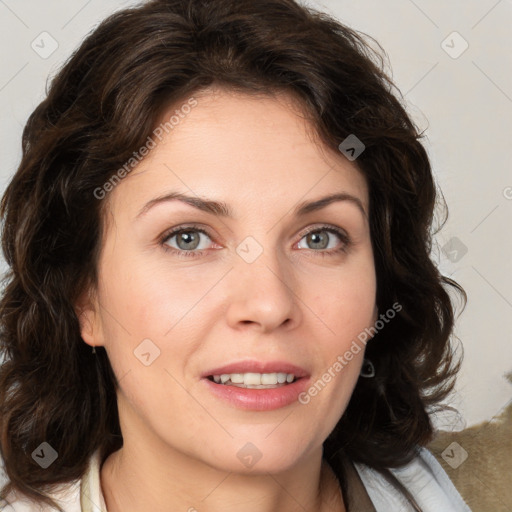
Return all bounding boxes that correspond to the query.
[0,0,510,448]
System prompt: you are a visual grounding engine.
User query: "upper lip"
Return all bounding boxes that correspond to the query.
[201,360,310,379]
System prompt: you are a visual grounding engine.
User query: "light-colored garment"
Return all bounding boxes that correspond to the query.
[2,447,471,511]
[1,450,107,512]
[354,447,472,511]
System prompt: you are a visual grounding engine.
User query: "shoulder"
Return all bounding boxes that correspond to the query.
[354,447,472,512]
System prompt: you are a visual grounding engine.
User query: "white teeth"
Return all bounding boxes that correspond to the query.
[261,373,277,385]
[210,372,296,387]
[244,372,262,385]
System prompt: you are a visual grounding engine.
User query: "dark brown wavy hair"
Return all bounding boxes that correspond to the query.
[0,0,465,510]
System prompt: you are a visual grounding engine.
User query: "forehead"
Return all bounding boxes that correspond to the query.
[104,87,369,222]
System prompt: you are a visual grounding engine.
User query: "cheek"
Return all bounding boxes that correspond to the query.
[313,262,376,342]
[97,254,215,387]
[298,271,375,437]
[100,253,203,334]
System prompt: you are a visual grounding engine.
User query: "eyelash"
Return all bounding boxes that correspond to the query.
[160,223,351,259]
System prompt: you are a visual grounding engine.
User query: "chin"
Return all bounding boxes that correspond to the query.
[197,434,317,475]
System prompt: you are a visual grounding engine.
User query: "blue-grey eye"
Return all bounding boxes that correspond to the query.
[165,229,211,251]
[297,229,343,251]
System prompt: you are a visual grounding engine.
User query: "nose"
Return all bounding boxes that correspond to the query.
[224,250,301,333]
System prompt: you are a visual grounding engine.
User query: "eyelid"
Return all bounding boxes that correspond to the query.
[298,223,349,239]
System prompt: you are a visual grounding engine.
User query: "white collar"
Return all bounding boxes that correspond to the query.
[80,450,108,512]
[354,447,471,511]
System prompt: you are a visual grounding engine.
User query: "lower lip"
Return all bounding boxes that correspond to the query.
[202,377,310,411]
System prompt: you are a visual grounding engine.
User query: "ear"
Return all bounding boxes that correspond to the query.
[74,286,104,348]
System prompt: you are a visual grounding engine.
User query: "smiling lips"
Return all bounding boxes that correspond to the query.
[201,360,311,411]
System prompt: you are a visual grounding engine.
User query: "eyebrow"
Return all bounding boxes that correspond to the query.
[136,191,367,219]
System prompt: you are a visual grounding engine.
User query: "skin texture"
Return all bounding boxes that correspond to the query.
[77,87,378,512]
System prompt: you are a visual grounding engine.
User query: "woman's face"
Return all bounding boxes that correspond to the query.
[79,87,377,473]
